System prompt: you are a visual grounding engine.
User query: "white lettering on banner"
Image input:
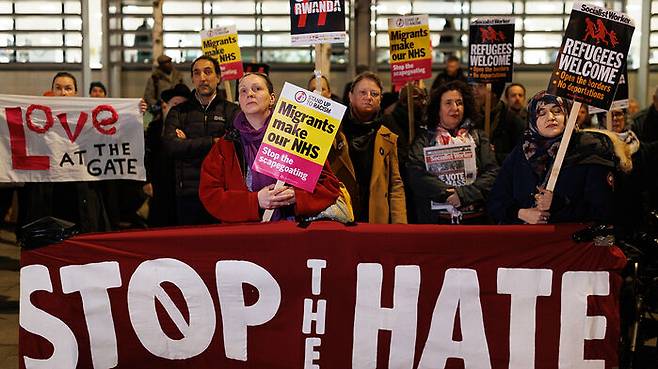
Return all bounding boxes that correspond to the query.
[60,262,122,369]
[559,271,609,369]
[418,268,491,369]
[19,260,615,368]
[352,264,420,369]
[303,299,327,334]
[303,259,327,368]
[305,337,322,369]
[497,268,553,369]
[216,260,281,361]
[20,265,78,369]
[307,259,326,295]
[127,258,216,359]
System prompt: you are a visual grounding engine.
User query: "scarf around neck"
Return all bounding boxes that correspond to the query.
[522,90,572,183]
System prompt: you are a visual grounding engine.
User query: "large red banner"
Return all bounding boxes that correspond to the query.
[20,222,625,369]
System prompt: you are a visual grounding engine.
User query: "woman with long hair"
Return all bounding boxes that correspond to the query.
[407,80,499,223]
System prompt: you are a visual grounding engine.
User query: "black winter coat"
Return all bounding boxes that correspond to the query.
[407,128,499,223]
[488,133,617,224]
[163,93,239,198]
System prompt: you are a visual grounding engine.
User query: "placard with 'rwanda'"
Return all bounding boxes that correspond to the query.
[290,0,346,46]
[253,82,346,192]
[468,18,515,83]
[200,26,243,81]
[547,2,634,111]
[388,14,432,85]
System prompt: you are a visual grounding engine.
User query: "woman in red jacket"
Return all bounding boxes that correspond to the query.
[199,73,340,223]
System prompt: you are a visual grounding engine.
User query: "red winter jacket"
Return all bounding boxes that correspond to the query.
[199,138,341,223]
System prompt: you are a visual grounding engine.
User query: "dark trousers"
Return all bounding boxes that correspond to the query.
[175,195,216,226]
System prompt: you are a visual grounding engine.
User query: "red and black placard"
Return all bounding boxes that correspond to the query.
[468,18,515,83]
[289,0,346,45]
[547,2,634,111]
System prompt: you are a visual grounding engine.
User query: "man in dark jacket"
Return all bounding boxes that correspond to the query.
[430,55,467,92]
[631,85,658,143]
[163,56,239,225]
[474,82,526,165]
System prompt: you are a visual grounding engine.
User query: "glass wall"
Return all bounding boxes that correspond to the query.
[373,0,654,67]
[0,1,657,68]
[0,0,83,63]
[109,0,350,66]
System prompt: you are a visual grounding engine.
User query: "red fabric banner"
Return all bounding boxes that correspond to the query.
[20,222,625,369]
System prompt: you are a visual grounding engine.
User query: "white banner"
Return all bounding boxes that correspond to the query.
[0,95,145,182]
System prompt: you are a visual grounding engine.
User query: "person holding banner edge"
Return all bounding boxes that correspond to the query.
[488,91,623,224]
[407,80,499,224]
[199,72,341,223]
[328,72,407,224]
[18,72,111,234]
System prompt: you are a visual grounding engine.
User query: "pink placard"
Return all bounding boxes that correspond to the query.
[252,143,323,192]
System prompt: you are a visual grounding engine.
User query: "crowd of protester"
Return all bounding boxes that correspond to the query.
[2,55,657,241]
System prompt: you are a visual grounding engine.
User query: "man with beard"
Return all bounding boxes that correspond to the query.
[504,83,527,122]
[473,82,526,165]
[430,55,467,92]
[163,56,239,225]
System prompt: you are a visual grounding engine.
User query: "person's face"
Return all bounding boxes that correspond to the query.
[238,74,275,116]
[159,61,173,74]
[473,83,490,109]
[192,59,220,97]
[52,76,77,97]
[349,78,382,119]
[162,96,187,117]
[439,89,464,130]
[610,109,626,133]
[308,78,331,99]
[90,87,106,98]
[506,86,525,112]
[446,60,459,76]
[576,105,589,127]
[536,103,566,138]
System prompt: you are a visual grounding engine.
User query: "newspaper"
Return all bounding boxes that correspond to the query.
[423,143,477,216]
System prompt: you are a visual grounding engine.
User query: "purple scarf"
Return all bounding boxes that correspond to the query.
[233,111,285,220]
[233,111,275,191]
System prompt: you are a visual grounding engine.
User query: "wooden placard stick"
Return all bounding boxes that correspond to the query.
[224,80,233,102]
[262,179,286,222]
[546,101,582,191]
[484,83,492,138]
[313,69,322,94]
[406,81,415,145]
[605,111,612,131]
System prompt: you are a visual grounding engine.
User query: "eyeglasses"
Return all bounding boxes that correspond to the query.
[611,111,625,120]
[356,90,381,99]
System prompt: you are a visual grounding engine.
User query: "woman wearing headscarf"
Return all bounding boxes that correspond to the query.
[488,91,619,224]
[198,73,340,223]
[407,80,499,223]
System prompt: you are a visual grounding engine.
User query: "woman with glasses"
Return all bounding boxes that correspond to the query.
[328,72,407,224]
[488,91,622,224]
[407,80,498,224]
[198,73,341,223]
